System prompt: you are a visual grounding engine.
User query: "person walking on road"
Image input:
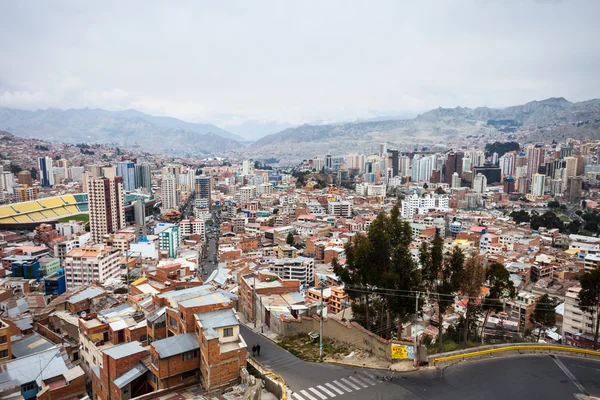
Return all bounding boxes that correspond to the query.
[256,344,261,356]
[252,345,256,356]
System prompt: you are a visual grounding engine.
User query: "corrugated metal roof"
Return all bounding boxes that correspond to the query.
[0,348,66,387]
[11,333,55,358]
[196,309,238,340]
[113,363,147,389]
[67,287,105,304]
[151,333,199,359]
[103,341,146,360]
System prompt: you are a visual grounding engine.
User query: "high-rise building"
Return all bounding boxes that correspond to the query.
[444,152,463,184]
[325,155,332,170]
[492,152,499,166]
[155,223,180,258]
[500,153,516,177]
[88,176,125,243]
[87,165,104,178]
[379,143,387,157]
[503,175,515,194]
[242,160,252,175]
[530,173,546,197]
[387,149,399,177]
[451,172,462,188]
[69,166,84,183]
[161,173,178,212]
[472,164,502,184]
[38,157,54,188]
[133,199,147,233]
[563,156,578,185]
[472,173,487,194]
[195,175,212,210]
[526,144,544,180]
[566,176,583,203]
[2,172,14,195]
[116,161,136,191]
[313,156,323,172]
[17,171,32,186]
[135,164,152,192]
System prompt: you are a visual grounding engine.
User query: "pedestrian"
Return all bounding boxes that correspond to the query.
[256,344,261,356]
[252,345,256,356]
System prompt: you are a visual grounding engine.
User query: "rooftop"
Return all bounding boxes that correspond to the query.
[152,333,199,358]
[103,341,146,360]
[67,287,106,304]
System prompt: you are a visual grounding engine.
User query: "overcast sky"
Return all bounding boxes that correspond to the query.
[0,0,599,131]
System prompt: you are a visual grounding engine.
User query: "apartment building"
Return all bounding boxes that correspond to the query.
[63,245,121,290]
[563,286,599,349]
[88,176,125,243]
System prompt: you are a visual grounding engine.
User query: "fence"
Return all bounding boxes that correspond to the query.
[247,357,287,400]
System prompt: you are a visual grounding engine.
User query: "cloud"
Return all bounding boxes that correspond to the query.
[0,0,599,127]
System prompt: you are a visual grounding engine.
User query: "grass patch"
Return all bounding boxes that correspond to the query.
[57,213,89,224]
[277,334,352,362]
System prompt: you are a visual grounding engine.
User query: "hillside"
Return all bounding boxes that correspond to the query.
[0,107,243,155]
[248,97,600,162]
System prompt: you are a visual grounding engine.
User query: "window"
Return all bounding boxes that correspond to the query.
[223,327,233,337]
[21,381,37,392]
[152,355,158,367]
[169,317,177,327]
[0,336,6,344]
[0,350,8,359]
[202,337,207,348]
[182,350,198,361]
[181,370,196,379]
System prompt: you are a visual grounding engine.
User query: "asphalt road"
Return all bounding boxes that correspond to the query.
[200,208,220,278]
[240,325,600,399]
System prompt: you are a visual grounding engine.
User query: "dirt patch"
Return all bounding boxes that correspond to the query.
[277,334,353,362]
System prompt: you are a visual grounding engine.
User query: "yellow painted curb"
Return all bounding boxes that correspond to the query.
[432,345,600,365]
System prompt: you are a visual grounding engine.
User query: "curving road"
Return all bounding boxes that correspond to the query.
[241,325,600,399]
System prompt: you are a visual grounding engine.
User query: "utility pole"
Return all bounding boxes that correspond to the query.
[414,293,419,367]
[253,277,257,328]
[320,284,324,359]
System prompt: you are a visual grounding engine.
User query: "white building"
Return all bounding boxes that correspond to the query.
[531,173,546,197]
[180,218,206,240]
[327,201,352,217]
[563,286,597,348]
[472,173,487,194]
[268,257,315,286]
[451,172,462,189]
[63,244,121,290]
[240,186,257,202]
[401,193,449,218]
[161,173,178,212]
[56,220,86,237]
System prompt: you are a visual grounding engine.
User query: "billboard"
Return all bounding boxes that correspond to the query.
[391,344,415,359]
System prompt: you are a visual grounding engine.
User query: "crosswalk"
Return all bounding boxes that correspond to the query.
[288,371,381,400]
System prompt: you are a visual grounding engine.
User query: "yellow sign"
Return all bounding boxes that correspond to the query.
[391,344,415,359]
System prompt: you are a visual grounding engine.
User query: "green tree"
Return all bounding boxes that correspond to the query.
[286,232,295,246]
[510,210,530,224]
[480,262,516,341]
[421,231,464,352]
[578,268,600,350]
[459,254,486,345]
[530,294,557,342]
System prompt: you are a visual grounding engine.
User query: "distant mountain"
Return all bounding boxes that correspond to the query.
[114,109,244,141]
[248,97,600,162]
[0,107,243,155]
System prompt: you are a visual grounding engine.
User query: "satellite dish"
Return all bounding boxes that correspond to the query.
[81,311,87,318]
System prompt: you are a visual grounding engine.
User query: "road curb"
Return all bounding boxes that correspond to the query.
[324,359,421,373]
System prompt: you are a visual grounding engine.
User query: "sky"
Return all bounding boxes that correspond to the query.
[0,0,599,137]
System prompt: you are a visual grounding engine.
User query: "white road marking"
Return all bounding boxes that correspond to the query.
[317,385,336,397]
[299,390,318,400]
[331,380,353,393]
[308,387,328,400]
[358,373,377,385]
[349,375,369,388]
[550,355,589,395]
[340,377,361,391]
[325,382,345,395]
[292,392,306,400]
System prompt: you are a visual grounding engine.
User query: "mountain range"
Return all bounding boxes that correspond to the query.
[0,107,244,155]
[1,97,599,161]
[248,97,600,162]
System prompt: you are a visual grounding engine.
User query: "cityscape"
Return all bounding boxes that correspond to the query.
[0,1,600,400]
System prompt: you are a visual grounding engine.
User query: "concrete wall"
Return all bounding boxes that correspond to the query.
[276,315,412,361]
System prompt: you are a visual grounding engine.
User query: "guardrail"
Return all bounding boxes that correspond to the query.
[431,345,600,367]
[247,357,288,400]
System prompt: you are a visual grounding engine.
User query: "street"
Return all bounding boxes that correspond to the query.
[199,207,220,279]
[240,325,600,399]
